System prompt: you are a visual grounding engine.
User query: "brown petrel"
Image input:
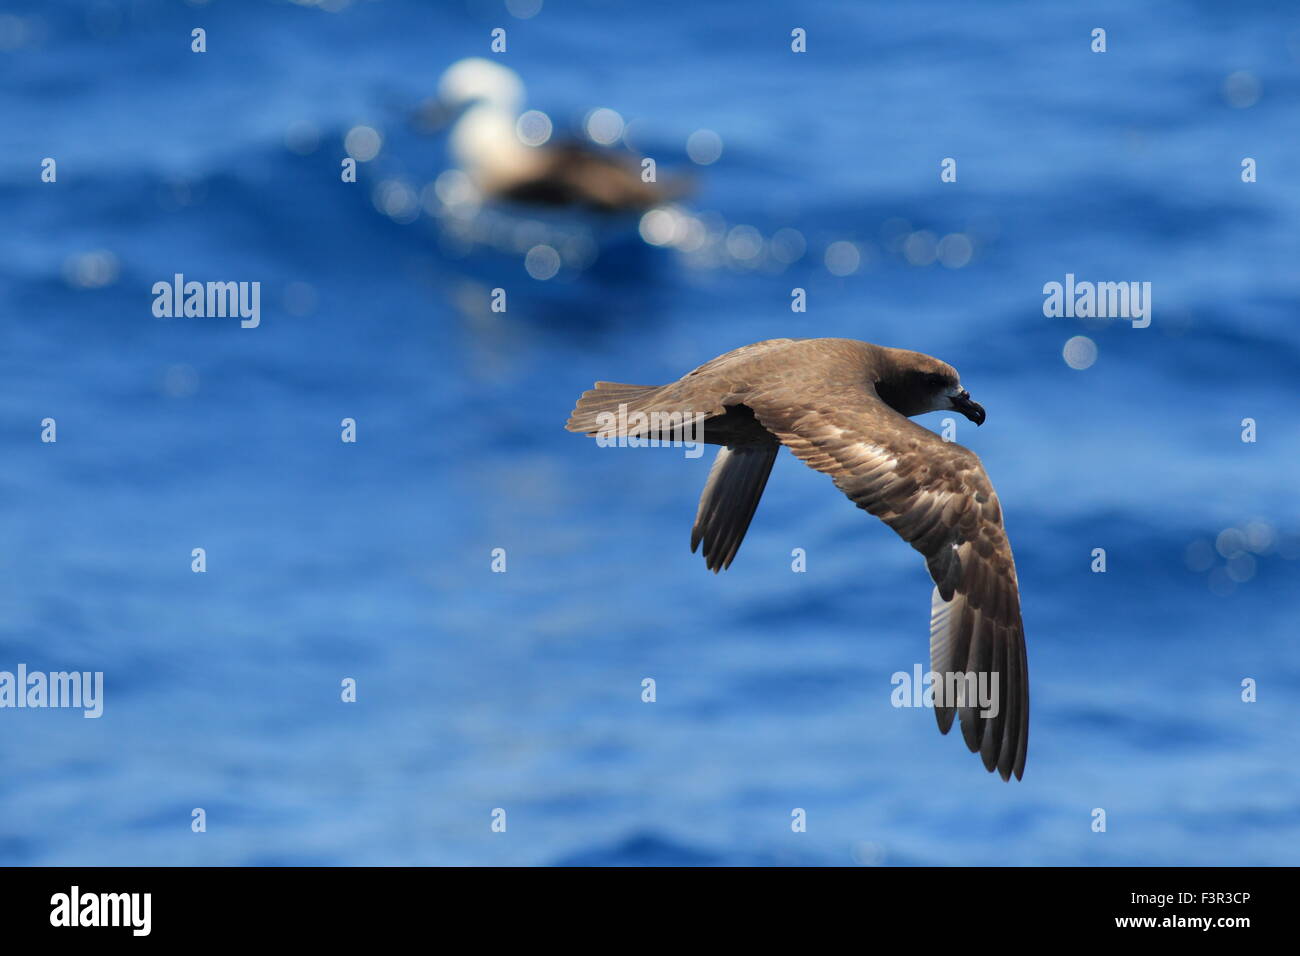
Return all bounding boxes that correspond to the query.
[566,337,1029,780]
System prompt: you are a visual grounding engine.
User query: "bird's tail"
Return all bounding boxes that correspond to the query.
[565,381,663,435]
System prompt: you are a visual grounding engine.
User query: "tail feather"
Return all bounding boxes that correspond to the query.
[565,381,662,435]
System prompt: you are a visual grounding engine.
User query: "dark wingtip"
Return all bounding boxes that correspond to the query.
[934,707,956,735]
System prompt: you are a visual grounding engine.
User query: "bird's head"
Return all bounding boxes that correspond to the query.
[876,350,986,426]
[416,58,526,134]
[439,58,524,114]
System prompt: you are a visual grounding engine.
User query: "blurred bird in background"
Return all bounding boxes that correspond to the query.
[420,57,690,213]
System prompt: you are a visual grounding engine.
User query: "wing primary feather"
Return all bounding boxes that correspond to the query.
[691,443,778,572]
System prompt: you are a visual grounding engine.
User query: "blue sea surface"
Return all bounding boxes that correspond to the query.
[1,0,1298,866]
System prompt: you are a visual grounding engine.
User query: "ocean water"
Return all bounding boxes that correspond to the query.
[1,0,1298,866]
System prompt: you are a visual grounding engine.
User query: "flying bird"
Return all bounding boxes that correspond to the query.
[566,338,1029,780]
[425,58,687,213]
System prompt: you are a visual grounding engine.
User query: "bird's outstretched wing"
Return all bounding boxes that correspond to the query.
[744,382,1029,780]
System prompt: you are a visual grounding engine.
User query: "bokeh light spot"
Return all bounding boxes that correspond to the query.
[1063,335,1097,370]
[344,125,382,162]
[584,108,624,146]
[516,110,553,147]
[686,129,723,165]
[525,244,561,280]
[825,241,860,276]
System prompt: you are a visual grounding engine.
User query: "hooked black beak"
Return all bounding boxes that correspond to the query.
[951,389,986,426]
